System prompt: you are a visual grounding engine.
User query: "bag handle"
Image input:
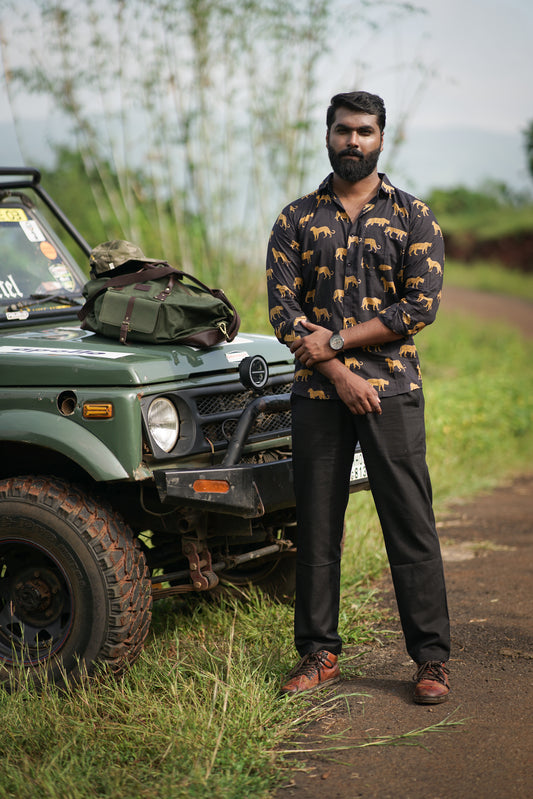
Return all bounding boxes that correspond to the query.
[211,287,240,341]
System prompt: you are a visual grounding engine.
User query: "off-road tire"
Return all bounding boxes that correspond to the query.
[0,476,152,688]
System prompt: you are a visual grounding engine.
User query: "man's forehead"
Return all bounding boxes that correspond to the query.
[331,108,380,128]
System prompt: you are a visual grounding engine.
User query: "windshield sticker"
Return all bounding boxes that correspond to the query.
[20,219,46,242]
[49,264,76,291]
[0,208,28,222]
[0,345,130,359]
[40,241,58,260]
[0,274,24,300]
[5,309,29,321]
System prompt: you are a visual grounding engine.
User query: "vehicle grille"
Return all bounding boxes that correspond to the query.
[194,380,292,448]
[195,380,290,415]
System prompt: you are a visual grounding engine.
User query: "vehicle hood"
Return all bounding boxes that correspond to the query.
[0,323,294,387]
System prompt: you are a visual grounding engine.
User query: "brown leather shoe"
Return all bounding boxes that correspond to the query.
[280,650,340,696]
[413,661,450,704]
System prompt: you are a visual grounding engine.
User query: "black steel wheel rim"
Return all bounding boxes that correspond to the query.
[0,539,74,665]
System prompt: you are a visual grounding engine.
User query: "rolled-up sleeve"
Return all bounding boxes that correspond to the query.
[379,203,444,337]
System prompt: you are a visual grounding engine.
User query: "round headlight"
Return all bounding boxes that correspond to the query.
[239,355,269,390]
[147,397,179,452]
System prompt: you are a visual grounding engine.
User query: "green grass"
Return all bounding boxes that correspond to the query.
[422,314,532,501]
[2,266,533,798]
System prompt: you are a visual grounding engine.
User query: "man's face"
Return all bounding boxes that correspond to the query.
[326,107,384,183]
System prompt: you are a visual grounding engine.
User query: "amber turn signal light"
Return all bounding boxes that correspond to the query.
[192,479,230,494]
[82,402,114,419]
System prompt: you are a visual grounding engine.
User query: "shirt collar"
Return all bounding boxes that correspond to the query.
[321,172,395,200]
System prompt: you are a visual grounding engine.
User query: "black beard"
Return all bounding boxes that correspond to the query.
[327,144,381,182]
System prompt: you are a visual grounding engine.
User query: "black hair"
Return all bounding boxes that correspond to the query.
[326,91,386,132]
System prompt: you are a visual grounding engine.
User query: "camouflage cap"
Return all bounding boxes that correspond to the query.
[89,240,156,276]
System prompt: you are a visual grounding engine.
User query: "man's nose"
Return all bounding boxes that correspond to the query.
[347,131,360,148]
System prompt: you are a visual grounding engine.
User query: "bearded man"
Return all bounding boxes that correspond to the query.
[266,91,450,704]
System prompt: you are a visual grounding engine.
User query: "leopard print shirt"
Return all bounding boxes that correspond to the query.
[266,173,445,399]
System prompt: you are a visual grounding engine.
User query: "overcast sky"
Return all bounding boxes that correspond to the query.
[355,0,533,135]
[1,0,532,194]
[316,0,533,192]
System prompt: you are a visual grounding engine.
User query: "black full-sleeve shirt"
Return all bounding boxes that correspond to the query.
[266,173,445,399]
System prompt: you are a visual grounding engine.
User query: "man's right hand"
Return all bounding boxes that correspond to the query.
[318,360,382,415]
[335,370,382,415]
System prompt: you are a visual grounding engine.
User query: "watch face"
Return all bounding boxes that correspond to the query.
[329,333,344,351]
[239,355,269,390]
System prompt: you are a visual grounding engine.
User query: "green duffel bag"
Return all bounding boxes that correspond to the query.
[78,260,240,347]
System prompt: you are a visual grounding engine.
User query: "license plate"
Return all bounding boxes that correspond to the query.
[350,450,367,482]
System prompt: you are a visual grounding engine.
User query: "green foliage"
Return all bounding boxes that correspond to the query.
[40,148,108,245]
[428,185,503,216]
[426,183,533,242]
[2,0,334,272]
[0,596,288,798]
[37,145,241,282]
[524,119,533,180]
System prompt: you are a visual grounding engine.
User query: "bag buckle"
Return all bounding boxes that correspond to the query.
[119,295,136,344]
[218,320,228,339]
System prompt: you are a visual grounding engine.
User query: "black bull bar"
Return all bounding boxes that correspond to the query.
[154,394,294,518]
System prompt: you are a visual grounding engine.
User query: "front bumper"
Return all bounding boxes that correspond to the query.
[154,457,294,518]
[155,394,295,517]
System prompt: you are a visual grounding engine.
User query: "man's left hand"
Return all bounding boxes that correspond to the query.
[290,320,338,366]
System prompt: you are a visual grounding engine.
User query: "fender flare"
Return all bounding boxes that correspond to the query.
[0,410,130,481]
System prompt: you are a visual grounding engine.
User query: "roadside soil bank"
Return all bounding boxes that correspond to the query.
[276,474,533,799]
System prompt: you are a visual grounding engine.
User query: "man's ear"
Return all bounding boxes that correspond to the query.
[380,132,384,152]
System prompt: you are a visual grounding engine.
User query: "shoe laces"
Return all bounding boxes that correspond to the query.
[414,660,449,685]
[287,650,333,680]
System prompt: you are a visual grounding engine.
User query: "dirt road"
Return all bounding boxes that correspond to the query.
[439,285,533,339]
[276,474,533,799]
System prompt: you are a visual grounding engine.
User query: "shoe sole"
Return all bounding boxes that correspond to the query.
[280,675,341,697]
[413,692,449,705]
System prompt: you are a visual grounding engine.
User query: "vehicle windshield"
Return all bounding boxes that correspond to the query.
[0,199,86,323]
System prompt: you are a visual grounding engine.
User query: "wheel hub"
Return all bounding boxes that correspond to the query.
[12,567,64,626]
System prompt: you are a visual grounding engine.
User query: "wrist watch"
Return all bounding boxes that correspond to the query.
[329,331,344,351]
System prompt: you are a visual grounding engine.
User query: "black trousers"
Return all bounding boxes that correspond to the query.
[291,391,450,665]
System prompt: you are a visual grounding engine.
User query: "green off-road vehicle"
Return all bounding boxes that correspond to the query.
[0,167,369,687]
